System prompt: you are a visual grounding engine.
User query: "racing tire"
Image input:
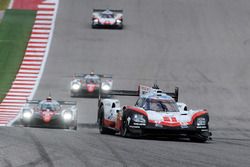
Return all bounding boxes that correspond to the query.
[70,92,76,97]
[21,120,29,127]
[117,25,123,29]
[98,107,115,135]
[190,134,209,143]
[121,118,131,137]
[92,24,97,29]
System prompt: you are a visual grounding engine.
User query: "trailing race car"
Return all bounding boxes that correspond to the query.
[20,97,77,130]
[92,9,123,29]
[97,85,212,142]
[70,72,113,97]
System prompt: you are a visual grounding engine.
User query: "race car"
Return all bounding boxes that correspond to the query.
[92,9,123,29]
[97,85,212,142]
[70,72,113,97]
[20,97,77,130]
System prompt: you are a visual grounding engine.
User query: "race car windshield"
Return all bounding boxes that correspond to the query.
[101,14,114,18]
[40,102,60,111]
[143,99,179,112]
[86,78,99,84]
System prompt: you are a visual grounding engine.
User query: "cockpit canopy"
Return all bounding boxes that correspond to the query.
[136,97,179,112]
[38,101,60,111]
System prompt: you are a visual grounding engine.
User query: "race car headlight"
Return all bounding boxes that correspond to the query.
[197,117,206,126]
[132,114,146,123]
[94,19,99,23]
[116,19,122,24]
[63,112,73,121]
[22,110,33,119]
[101,83,111,92]
[71,83,81,91]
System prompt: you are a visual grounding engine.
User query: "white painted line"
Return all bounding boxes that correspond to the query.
[25,52,44,56]
[38,5,56,8]
[27,48,46,52]
[0,103,24,106]
[20,65,41,69]
[7,93,30,97]
[19,69,40,73]
[16,73,39,77]
[36,15,53,19]
[23,57,43,61]
[22,61,42,65]
[35,20,52,24]
[28,43,47,47]
[29,38,48,43]
[4,96,28,100]
[37,11,54,15]
[13,80,36,84]
[3,100,26,103]
[31,34,50,38]
[0,106,22,109]
[25,52,44,55]
[33,24,51,28]
[32,29,51,33]
[9,88,33,92]
[12,85,34,89]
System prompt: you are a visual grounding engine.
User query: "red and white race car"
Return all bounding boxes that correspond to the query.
[20,97,77,130]
[92,9,123,29]
[97,85,212,142]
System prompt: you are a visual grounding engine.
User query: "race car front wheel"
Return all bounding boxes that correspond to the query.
[121,119,130,137]
[190,133,209,142]
[98,107,115,135]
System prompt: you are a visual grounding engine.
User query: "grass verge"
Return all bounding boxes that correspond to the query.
[0,9,36,101]
[0,0,10,10]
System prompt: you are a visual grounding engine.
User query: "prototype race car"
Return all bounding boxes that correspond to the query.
[20,97,77,130]
[97,85,212,142]
[92,9,123,29]
[70,72,113,97]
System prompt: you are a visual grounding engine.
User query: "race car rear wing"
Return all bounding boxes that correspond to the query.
[100,85,179,102]
[26,100,77,105]
[93,9,123,13]
[73,73,112,79]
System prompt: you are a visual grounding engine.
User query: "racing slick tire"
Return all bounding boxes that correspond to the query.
[190,132,209,143]
[70,92,77,97]
[117,25,123,29]
[92,24,98,29]
[121,119,130,137]
[98,106,115,135]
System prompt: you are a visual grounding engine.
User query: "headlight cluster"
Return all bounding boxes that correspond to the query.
[101,83,111,92]
[197,117,206,126]
[62,110,73,121]
[116,19,122,24]
[131,114,146,123]
[71,81,81,91]
[22,109,33,120]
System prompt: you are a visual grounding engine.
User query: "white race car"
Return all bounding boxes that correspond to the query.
[92,9,123,29]
[97,85,212,142]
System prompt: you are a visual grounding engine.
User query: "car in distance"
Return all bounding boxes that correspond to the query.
[20,96,77,130]
[70,72,113,97]
[92,9,123,29]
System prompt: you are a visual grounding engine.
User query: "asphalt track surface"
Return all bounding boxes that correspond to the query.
[1,0,250,166]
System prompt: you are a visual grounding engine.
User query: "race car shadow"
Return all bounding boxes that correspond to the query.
[116,135,212,144]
